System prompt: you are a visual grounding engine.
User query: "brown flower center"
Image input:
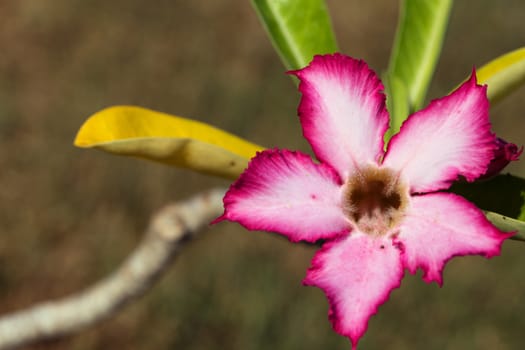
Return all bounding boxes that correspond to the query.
[342,165,408,236]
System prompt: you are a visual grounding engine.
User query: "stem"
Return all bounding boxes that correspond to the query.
[0,188,226,350]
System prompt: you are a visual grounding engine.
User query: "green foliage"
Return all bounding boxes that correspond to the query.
[450,174,525,240]
[520,192,525,221]
[485,212,525,241]
[385,0,453,137]
[251,0,338,70]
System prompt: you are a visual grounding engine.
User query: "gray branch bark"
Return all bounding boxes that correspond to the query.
[0,188,226,350]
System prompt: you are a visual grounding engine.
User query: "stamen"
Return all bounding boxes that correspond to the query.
[342,165,408,236]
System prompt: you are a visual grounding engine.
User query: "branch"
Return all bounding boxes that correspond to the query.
[0,188,226,350]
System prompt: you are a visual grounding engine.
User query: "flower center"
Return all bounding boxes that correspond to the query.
[342,165,408,236]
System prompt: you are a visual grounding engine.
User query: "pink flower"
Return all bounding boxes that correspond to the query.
[215,54,513,348]
[479,137,523,179]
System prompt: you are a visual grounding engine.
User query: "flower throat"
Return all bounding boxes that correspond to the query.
[343,165,408,236]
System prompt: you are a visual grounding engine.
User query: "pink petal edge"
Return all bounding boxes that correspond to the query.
[215,149,350,243]
[480,137,524,179]
[304,233,404,348]
[383,71,497,193]
[290,54,389,179]
[396,192,513,285]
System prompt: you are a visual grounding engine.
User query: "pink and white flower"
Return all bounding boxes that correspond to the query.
[215,53,513,348]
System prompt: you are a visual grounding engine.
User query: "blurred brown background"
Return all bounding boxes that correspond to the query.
[0,0,524,349]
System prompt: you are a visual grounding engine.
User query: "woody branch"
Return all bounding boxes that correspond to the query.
[0,188,226,350]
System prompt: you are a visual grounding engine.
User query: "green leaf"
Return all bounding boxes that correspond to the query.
[484,212,525,242]
[252,0,338,70]
[475,47,525,104]
[386,0,453,137]
[450,174,525,241]
[520,192,525,221]
[450,174,525,219]
[384,76,409,143]
[74,106,264,179]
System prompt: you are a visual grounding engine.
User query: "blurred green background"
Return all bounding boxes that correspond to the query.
[0,1,524,349]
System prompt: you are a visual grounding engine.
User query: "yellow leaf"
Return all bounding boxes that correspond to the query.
[74,106,264,179]
[476,47,525,103]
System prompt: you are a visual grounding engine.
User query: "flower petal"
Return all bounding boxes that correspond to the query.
[290,54,389,179]
[215,149,349,242]
[396,193,513,285]
[383,73,496,193]
[304,233,403,347]
[479,137,523,179]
